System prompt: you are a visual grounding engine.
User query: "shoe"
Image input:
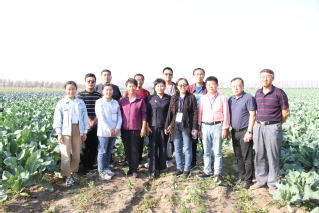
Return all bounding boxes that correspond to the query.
[197,172,211,179]
[241,182,253,189]
[66,176,74,187]
[71,173,78,182]
[269,188,276,195]
[138,163,144,168]
[121,161,128,166]
[133,172,139,178]
[213,175,221,182]
[172,170,183,177]
[126,169,133,175]
[82,168,89,176]
[232,178,243,185]
[105,169,115,177]
[250,184,264,190]
[166,160,174,168]
[89,165,98,171]
[144,162,149,169]
[183,171,191,178]
[99,172,112,180]
[190,164,197,171]
[150,172,156,178]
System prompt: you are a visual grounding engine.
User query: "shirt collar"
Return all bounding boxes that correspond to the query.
[232,91,245,99]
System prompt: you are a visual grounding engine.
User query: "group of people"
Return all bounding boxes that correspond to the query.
[53,67,290,195]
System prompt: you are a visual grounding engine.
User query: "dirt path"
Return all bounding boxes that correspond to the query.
[1,157,309,213]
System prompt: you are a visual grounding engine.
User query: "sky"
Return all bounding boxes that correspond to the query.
[0,0,319,87]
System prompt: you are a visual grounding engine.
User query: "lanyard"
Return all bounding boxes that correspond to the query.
[178,96,185,112]
[208,93,219,110]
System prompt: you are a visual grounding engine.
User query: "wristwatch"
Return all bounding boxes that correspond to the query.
[248,131,253,134]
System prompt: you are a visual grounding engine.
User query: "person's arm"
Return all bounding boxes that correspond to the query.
[281,108,290,123]
[222,95,230,140]
[140,99,148,137]
[191,95,198,137]
[197,96,203,138]
[244,110,256,142]
[164,96,174,135]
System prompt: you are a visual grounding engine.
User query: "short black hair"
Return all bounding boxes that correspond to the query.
[101,69,111,75]
[260,69,275,77]
[102,83,113,91]
[125,78,138,87]
[230,77,244,86]
[134,73,145,80]
[206,76,218,84]
[162,67,173,74]
[64,81,77,89]
[84,73,96,81]
[193,68,205,75]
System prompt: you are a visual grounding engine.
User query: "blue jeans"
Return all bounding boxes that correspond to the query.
[173,123,192,172]
[97,136,116,173]
[201,123,223,175]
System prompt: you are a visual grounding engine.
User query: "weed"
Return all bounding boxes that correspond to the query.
[127,180,135,190]
[136,194,158,212]
[180,201,191,213]
[235,190,268,213]
[165,194,179,207]
[43,204,63,213]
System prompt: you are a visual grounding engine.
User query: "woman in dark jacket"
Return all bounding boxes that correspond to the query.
[147,79,171,178]
[164,78,198,178]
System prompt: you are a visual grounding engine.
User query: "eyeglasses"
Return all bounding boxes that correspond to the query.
[86,80,96,83]
[178,84,188,87]
[260,75,273,80]
[194,74,204,76]
[164,73,173,76]
[136,80,144,82]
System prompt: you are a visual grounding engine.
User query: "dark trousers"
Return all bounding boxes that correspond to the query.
[231,129,253,183]
[191,138,203,166]
[166,136,174,160]
[149,127,168,172]
[139,136,145,162]
[122,129,141,172]
[81,126,98,171]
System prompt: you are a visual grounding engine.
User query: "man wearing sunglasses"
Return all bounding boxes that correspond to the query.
[77,73,102,176]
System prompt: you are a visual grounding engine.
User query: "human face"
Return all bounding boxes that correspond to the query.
[177,79,188,94]
[85,76,96,91]
[206,80,218,95]
[231,79,244,97]
[126,82,137,95]
[260,72,274,88]
[162,69,173,82]
[103,85,113,100]
[101,71,112,84]
[193,69,205,84]
[135,75,144,90]
[65,84,77,99]
[155,82,165,95]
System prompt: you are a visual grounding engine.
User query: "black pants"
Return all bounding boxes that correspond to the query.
[122,129,141,172]
[149,127,168,172]
[139,136,145,162]
[166,136,174,161]
[231,129,253,183]
[81,126,98,171]
[191,138,203,166]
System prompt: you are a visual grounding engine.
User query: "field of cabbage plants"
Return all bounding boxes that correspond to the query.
[0,89,319,212]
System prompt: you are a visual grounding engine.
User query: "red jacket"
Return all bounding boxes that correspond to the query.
[188,82,207,95]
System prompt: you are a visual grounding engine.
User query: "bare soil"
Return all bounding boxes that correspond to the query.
[1,156,311,213]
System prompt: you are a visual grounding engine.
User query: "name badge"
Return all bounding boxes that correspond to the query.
[112,113,117,122]
[176,112,183,123]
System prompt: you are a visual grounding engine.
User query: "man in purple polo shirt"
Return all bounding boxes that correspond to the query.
[228,77,256,189]
[250,69,290,195]
[188,68,207,169]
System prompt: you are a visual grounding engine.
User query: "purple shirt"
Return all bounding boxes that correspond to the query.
[119,94,147,130]
[255,86,289,122]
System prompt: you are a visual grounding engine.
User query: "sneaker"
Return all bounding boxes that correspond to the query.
[166,160,174,168]
[144,162,149,169]
[71,173,78,182]
[213,175,221,182]
[197,172,211,179]
[138,163,144,168]
[269,188,276,195]
[99,172,112,180]
[172,170,183,177]
[105,169,115,177]
[183,171,191,178]
[190,164,197,171]
[66,176,74,187]
[133,172,139,178]
[250,184,264,190]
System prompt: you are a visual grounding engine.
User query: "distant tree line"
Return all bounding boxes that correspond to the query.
[0,78,318,90]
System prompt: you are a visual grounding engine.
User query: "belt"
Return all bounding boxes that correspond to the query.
[232,127,248,132]
[257,121,281,125]
[202,121,222,125]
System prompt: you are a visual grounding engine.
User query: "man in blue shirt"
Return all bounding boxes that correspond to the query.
[188,68,207,169]
[228,77,256,189]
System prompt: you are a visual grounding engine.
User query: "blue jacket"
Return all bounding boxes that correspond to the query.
[53,96,90,136]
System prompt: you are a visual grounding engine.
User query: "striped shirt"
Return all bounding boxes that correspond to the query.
[255,86,289,122]
[77,90,102,119]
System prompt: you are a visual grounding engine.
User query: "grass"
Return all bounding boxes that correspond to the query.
[235,190,268,213]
